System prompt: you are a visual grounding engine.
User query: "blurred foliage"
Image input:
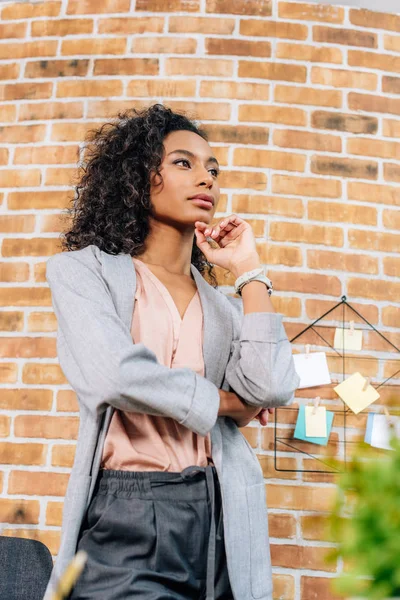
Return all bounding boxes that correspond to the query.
[324,422,400,600]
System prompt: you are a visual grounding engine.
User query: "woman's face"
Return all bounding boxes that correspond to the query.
[149,129,220,230]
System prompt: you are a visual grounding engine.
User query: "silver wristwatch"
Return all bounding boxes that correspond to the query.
[234,267,273,297]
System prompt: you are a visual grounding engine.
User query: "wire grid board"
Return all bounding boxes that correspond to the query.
[274,296,400,474]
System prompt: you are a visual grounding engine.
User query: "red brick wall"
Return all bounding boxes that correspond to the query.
[0,1,399,598]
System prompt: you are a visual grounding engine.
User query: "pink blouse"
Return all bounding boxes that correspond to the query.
[101,257,214,472]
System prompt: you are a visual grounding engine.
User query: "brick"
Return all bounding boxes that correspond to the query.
[311,66,377,90]
[0,443,46,465]
[312,110,377,134]
[308,201,377,225]
[205,37,270,57]
[2,238,61,257]
[232,194,303,218]
[268,513,296,538]
[349,92,400,116]
[0,310,24,330]
[272,574,295,600]
[271,543,336,572]
[169,16,234,34]
[0,82,52,101]
[0,40,57,60]
[301,575,343,600]
[0,416,11,437]
[272,174,341,198]
[136,0,199,9]
[128,79,196,98]
[270,221,343,247]
[239,105,306,126]
[348,137,400,160]
[1,1,61,19]
[348,278,400,302]
[383,208,400,230]
[0,215,34,233]
[0,22,27,39]
[279,2,344,23]
[349,229,400,253]
[273,129,341,152]
[202,123,269,144]
[0,169,40,188]
[14,416,79,440]
[348,181,400,207]
[383,256,400,277]
[241,427,257,447]
[62,38,127,56]
[99,16,164,34]
[234,148,305,172]
[382,306,400,327]
[0,124,46,144]
[0,287,52,308]
[276,42,342,64]
[46,501,64,526]
[31,18,93,37]
[67,0,130,14]
[350,8,400,33]
[1,529,60,556]
[0,364,18,384]
[349,49,400,74]
[385,163,400,183]
[238,61,306,83]
[165,57,233,77]
[266,483,336,511]
[163,100,231,122]
[267,270,342,296]
[8,190,72,210]
[52,444,76,468]
[307,250,378,275]
[256,454,297,479]
[56,392,79,412]
[13,145,78,165]
[275,84,341,108]
[311,155,378,180]
[306,299,378,325]
[240,19,308,40]
[383,76,400,95]
[0,499,40,524]
[260,244,303,267]
[94,58,158,76]
[0,63,19,80]
[384,34,400,54]
[8,471,69,496]
[206,0,272,16]
[133,36,197,54]
[25,59,90,80]
[51,122,103,142]
[313,25,377,48]
[19,101,83,121]
[57,80,123,99]
[22,363,66,385]
[218,170,266,190]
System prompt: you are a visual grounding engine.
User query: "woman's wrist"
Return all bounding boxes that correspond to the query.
[231,254,261,279]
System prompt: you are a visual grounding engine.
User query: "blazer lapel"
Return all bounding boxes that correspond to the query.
[101,250,232,388]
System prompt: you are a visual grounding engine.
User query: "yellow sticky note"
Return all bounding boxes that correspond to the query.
[305,406,327,437]
[334,327,362,351]
[334,372,380,414]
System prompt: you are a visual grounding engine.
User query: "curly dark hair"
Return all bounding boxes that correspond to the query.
[59,103,218,288]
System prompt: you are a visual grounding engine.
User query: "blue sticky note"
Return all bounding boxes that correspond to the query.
[294,405,334,446]
[364,412,375,445]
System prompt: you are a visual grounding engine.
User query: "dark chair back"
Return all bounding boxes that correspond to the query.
[0,536,53,600]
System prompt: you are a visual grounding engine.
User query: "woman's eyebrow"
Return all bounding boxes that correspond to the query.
[167,149,220,168]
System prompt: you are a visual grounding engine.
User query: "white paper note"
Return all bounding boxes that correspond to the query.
[334,327,363,351]
[293,352,331,389]
[370,414,400,451]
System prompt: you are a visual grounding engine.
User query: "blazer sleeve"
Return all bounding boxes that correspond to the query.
[223,294,300,408]
[45,252,220,437]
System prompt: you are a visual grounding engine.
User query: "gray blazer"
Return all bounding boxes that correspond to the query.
[43,244,300,600]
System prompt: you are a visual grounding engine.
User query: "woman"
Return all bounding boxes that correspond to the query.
[44,103,300,600]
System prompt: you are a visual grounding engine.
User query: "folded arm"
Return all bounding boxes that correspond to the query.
[46,252,220,437]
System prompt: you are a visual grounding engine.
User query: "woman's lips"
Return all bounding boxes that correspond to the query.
[189,198,213,209]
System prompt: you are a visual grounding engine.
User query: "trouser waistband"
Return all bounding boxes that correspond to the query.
[98,465,222,600]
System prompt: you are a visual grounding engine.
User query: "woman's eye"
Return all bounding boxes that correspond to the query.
[174,159,219,177]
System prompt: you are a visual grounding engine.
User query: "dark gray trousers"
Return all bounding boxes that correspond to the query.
[69,465,233,600]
